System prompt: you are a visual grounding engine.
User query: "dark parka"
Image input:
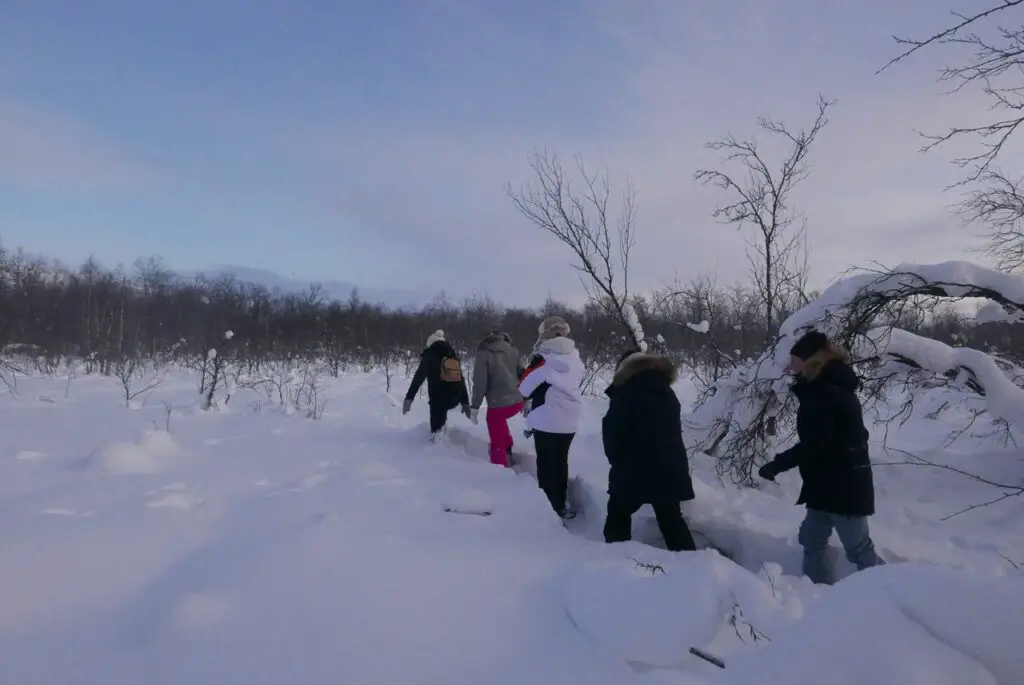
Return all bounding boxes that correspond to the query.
[405,340,469,409]
[602,353,695,504]
[768,345,875,517]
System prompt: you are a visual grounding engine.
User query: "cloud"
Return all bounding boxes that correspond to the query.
[223,0,1020,305]
[0,101,154,191]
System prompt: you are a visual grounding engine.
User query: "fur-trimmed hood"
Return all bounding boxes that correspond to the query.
[798,344,859,391]
[611,352,678,387]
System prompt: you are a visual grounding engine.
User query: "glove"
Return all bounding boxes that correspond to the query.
[402,399,412,415]
[461,403,471,418]
[758,462,778,482]
[521,401,531,418]
[469,408,479,425]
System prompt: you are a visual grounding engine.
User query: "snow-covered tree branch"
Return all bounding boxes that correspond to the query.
[687,260,1024,486]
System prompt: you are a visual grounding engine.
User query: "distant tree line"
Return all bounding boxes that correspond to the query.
[0,244,1021,395]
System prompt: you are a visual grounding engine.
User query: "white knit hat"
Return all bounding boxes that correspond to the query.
[426,330,445,347]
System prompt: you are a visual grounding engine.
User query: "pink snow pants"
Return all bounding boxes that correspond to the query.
[486,402,524,467]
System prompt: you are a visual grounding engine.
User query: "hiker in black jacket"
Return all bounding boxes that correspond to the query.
[403,330,470,437]
[758,330,884,584]
[602,350,697,552]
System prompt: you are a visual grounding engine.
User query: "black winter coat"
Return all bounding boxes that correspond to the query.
[770,346,875,517]
[405,340,469,409]
[602,354,695,504]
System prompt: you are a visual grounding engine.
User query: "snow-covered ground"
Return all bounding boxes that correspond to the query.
[0,368,1022,684]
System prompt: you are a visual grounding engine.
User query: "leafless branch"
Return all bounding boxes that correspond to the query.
[881,2,1024,182]
[508,150,642,349]
[879,1,1024,73]
[874,447,1023,519]
[696,96,832,342]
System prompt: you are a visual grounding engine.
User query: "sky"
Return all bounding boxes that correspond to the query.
[1,0,1020,307]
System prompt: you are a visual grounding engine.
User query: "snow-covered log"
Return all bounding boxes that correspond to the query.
[685,261,1024,485]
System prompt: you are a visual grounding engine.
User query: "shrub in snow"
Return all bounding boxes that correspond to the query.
[201,330,236,410]
[234,359,328,419]
[111,355,166,408]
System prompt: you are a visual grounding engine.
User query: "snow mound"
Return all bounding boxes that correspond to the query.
[139,428,179,458]
[716,563,1024,685]
[87,429,180,475]
[563,554,799,669]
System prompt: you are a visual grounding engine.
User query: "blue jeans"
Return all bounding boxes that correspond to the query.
[798,509,884,584]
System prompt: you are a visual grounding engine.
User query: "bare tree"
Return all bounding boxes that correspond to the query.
[695,96,832,342]
[960,168,1024,270]
[112,355,164,407]
[880,3,1024,269]
[880,1,1024,182]
[202,349,225,410]
[377,347,406,394]
[508,150,643,350]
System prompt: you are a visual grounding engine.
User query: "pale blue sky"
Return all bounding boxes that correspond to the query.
[0,0,1014,305]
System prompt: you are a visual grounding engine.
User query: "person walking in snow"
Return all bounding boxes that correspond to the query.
[601,350,697,552]
[757,330,884,585]
[403,330,470,439]
[519,316,585,519]
[469,330,524,467]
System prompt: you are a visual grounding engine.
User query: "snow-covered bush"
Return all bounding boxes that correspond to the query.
[687,261,1024,488]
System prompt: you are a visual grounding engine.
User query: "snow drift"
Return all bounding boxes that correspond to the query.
[85,429,180,475]
[715,563,1024,685]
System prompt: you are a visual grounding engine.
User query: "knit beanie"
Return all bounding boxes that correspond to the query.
[537,316,571,341]
[789,330,829,361]
[425,329,445,348]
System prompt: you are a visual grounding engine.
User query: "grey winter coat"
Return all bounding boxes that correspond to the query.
[471,332,524,410]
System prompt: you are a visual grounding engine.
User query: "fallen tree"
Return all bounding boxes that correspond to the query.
[686,260,1024,486]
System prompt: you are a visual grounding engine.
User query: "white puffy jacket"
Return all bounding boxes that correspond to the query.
[518,337,585,435]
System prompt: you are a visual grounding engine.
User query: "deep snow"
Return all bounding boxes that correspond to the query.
[0,368,1022,684]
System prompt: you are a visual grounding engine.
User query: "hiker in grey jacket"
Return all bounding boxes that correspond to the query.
[470,330,525,467]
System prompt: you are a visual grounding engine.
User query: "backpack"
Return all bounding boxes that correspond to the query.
[440,356,462,383]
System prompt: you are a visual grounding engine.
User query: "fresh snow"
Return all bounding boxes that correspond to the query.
[623,303,649,352]
[0,367,1022,683]
[688,261,1024,460]
[870,326,1024,431]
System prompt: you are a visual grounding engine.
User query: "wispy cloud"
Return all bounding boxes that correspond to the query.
[271,0,1024,304]
[0,101,154,191]
[2,0,1018,306]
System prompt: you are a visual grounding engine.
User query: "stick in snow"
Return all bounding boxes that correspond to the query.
[442,507,492,516]
[689,647,725,669]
